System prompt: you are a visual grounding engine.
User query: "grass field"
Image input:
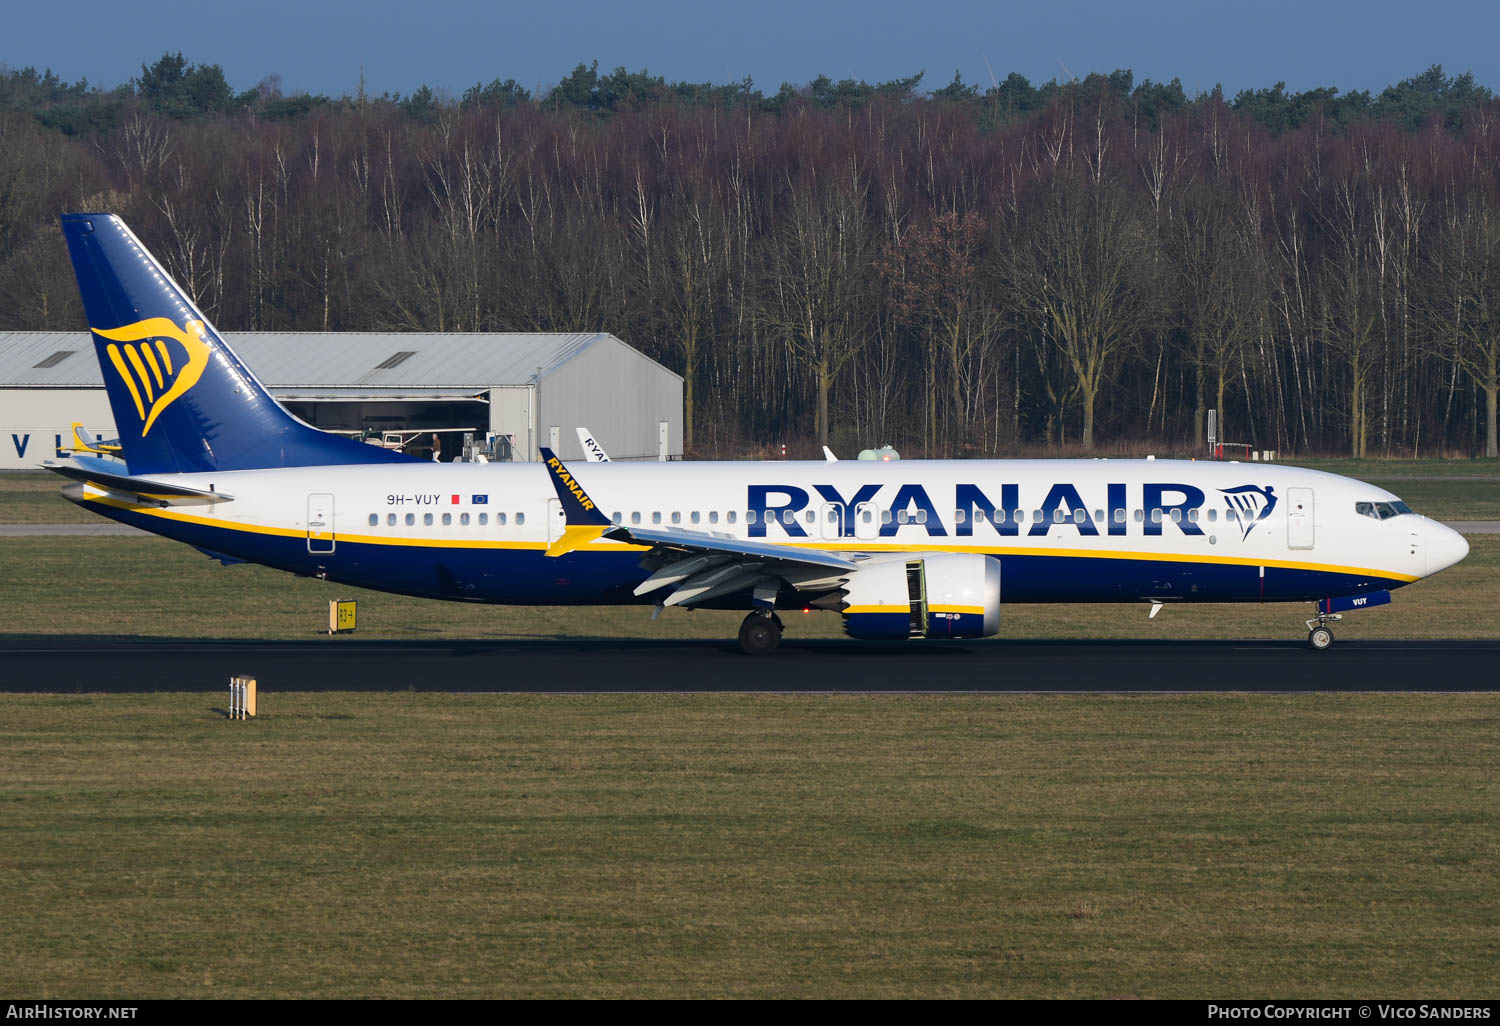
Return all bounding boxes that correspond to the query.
[2,692,1497,998]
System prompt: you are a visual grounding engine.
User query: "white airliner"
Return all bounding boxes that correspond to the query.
[45,214,1469,654]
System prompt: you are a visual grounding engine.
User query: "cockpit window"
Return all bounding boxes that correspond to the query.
[1357,500,1414,520]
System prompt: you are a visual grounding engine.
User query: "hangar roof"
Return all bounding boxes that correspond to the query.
[0,331,679,389]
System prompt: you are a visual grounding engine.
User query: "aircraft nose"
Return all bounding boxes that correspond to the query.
[1425,521,1470,576]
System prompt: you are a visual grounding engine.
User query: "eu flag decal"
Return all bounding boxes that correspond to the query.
[472,494,489,504]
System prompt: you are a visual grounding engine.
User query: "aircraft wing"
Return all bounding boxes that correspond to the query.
[606,525,854,571]
[604,525,855,608]
[537,447,856,607]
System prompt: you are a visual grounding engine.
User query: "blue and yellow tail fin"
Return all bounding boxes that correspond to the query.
[60,213,415,475]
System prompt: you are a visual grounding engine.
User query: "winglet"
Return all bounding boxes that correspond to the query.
[539,447,611,556]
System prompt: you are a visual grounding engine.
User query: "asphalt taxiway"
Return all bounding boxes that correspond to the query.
[1,637,1496,693]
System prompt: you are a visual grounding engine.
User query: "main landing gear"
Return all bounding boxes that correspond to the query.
[1305,607,1342,651]
[738,610,784,655]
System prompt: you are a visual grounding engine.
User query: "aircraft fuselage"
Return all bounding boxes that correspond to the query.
[68,457,1465,608]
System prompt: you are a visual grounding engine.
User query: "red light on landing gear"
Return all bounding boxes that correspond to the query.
[802,608,810,614]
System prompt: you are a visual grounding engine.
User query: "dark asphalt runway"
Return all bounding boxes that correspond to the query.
[1,637,1497,693]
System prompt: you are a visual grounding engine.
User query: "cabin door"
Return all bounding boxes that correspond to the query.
[307,493,336,553]
[1287,488,1314,550]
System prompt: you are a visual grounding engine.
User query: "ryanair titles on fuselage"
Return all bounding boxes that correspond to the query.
[745,481,1278,539]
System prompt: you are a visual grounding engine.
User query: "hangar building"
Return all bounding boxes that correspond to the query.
[0,331,683,469]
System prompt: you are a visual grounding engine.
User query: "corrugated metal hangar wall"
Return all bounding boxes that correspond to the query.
[0,331,683,469]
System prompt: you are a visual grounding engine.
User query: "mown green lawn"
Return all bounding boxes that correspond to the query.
[2,692,1496,998]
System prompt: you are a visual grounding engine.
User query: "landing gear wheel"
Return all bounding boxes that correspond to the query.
[1308,626,1334,651]
[738,612,783,656]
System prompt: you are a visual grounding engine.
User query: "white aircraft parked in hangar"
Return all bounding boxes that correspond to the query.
[44,213,1469,654]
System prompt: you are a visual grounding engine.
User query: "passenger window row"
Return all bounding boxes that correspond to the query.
[596,506,1235,530]
[614,510,740,526]
[357,503,1262,533]
[366,512,526,528]
[950,507,1220,525]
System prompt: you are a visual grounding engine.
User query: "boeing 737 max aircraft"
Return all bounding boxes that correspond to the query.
[45,214,1469,653]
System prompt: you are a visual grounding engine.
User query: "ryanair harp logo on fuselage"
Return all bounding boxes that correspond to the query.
[93,318,212,436]
[1221,484,1277,540]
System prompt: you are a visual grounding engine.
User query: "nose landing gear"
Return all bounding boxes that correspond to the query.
[1305,607,1342,650]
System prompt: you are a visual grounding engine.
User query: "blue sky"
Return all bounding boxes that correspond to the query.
[6,0,1499,100]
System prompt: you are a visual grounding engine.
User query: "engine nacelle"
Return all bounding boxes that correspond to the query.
[840,553,1001,640]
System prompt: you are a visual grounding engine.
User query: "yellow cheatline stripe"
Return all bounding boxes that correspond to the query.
[105,344,145,419]
[930,605,985,615]
[155,339,174,375]
[124,345,155,402]
[74,492,1419,581]
[140,342,165,388]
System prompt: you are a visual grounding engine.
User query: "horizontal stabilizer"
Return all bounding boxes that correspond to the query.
[43,460,233,505]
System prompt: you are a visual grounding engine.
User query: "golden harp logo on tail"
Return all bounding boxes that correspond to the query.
[93,318,212,436]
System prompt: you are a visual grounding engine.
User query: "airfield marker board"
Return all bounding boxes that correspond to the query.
[329,600,357,634]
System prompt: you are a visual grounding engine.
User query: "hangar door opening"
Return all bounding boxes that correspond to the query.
[280,397,493,461]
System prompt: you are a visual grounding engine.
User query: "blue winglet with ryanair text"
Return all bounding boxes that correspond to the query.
[539,447,613,556]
